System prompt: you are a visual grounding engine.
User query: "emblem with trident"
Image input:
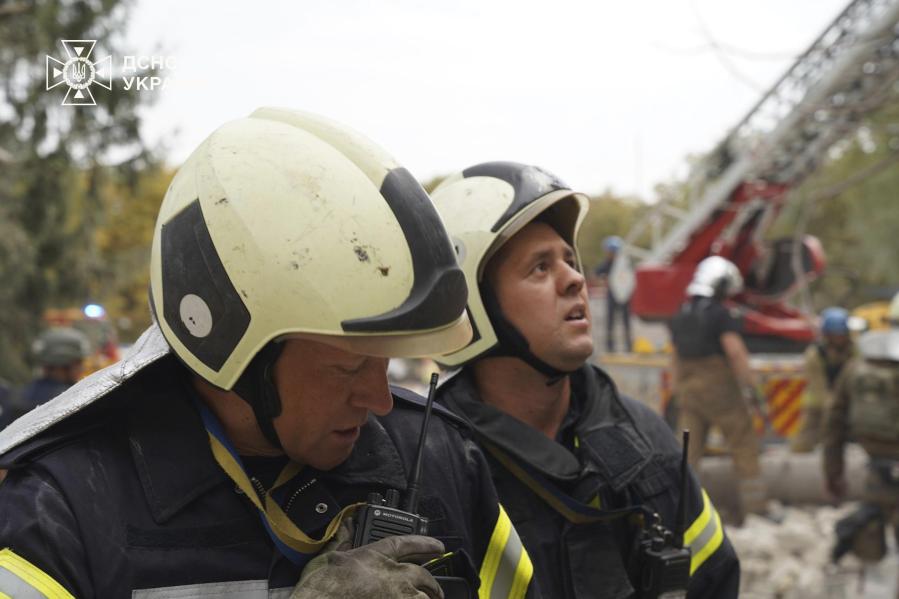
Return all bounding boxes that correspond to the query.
[46,40,112,106]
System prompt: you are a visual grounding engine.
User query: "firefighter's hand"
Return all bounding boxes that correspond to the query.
[292,518,445,599]
[825,475,847,502]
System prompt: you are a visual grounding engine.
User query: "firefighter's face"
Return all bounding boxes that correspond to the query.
[486,221,594,371]
[272,339,392,470]
[824,332,851,350]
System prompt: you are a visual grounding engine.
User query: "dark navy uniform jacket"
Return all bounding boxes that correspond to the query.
[0,356,535,598]
[669,298,741,359]
[438,364,740,599]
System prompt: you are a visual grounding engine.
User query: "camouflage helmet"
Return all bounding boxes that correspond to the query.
[32,328,90,367]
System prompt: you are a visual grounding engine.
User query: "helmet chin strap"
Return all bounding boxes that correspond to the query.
[480,283,572,386]
[232,342,285,451]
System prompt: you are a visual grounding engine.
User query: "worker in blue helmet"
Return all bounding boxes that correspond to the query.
[792,307,857,453]
[593,236,633,353]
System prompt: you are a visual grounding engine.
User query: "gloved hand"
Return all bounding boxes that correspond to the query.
[291,517,445,599]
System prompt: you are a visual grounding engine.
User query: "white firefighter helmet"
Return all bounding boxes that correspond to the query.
[429,161,589,370]
[686,256,744,299]
[150,107,471,392]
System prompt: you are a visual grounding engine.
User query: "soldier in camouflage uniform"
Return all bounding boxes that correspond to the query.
[823,292,899,578]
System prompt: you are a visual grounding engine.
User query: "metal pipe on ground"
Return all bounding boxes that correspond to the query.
[697,444,869,519]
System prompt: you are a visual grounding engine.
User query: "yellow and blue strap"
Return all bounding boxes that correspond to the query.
[194,398,363,565]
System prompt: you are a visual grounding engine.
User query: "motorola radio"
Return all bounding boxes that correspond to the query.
[352,373,475,599]
[632,430,693,599]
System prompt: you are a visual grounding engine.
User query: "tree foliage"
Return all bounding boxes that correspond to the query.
[576,191,646,274]
[0,0,153,382]
[770,96,899,309]
[91,166,171,341]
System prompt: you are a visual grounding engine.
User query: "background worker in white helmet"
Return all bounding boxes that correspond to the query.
[431,162,739,598]
[823,291,899,579]
[791,307,857,453]
[15,327,91,415]
[668,256,766,523]
[0,109,536,599]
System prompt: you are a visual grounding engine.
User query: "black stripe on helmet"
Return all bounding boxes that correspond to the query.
[157,199,251,372]
[342,167,468,332]
[461,161,571,233]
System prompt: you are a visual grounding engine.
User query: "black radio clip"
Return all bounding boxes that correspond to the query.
[631,430,693,599]
[352,373,476,599]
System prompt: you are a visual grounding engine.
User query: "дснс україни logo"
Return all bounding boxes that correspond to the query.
[46,40,112,106]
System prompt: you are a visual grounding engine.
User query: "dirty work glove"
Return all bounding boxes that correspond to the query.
[291,517,445,599]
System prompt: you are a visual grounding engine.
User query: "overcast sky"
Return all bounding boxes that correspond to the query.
[125,0,849,200]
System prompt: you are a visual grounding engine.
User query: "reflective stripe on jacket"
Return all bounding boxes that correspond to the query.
[438,365,740,598]
[0,356,536,599]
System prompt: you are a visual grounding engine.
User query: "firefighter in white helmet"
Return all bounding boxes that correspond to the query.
[669,256,766,524]
[0,110,535,598]
[432,162,739,598]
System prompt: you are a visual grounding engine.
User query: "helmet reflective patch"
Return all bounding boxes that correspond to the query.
[179,294,213,338]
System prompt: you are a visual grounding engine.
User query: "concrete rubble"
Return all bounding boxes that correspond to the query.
[726,503,898,598]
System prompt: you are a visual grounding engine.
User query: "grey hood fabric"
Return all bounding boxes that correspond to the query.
[0,325,171,456]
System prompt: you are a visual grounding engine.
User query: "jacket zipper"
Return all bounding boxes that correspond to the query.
[285,478,318,513]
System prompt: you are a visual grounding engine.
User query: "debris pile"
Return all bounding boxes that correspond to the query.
[726,503,898,598]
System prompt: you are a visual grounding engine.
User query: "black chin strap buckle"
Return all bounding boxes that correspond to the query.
[233,342,285,451]
[480,282,573,384]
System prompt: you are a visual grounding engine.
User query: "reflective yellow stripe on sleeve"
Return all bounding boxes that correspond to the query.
[682,489,724,575]
[479,505,533,599]
[0,549,74,599]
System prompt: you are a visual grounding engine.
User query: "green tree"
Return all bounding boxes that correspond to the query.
[577,190,647,275]
[770,97,899,310]
[0,0,154,382]
[92,166,172,342]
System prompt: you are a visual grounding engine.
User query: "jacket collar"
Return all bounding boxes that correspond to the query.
[127,359,407,524]
[439,364,653,490]
[439,368,582,481]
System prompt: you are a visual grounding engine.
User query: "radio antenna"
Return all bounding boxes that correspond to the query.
[674,429,690,548]
[404,372,439,513]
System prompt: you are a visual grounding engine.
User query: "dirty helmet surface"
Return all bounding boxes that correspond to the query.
[150,107,471,391]
[150,107,471,448]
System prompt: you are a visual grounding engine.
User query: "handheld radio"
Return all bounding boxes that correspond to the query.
[351,373,475,599]
[352,373,438,546]
[632,430,693,599]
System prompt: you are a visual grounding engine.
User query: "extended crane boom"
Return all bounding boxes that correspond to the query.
[612,0,899,351]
